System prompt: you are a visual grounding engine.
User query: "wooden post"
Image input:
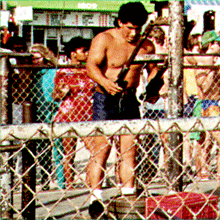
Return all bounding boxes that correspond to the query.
[0,55,12,219]
[22,102,36,219]
[167,1,184,192]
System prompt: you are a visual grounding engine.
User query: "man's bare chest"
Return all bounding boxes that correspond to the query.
[106,44,147,69]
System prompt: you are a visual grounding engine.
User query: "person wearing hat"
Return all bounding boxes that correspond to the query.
[195,30,220,110]
[201,30,220,50]
[192,30,220,181]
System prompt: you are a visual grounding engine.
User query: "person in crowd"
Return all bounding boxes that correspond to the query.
[53,37,95,189]
[192,30,220,180]
[184,33,201,107]
[29,44,65,190]
[186,34,202,54]
[136,25,168,186]
[4,35,28,74]
[140,26,168,116]
[86,2,158,218]
[148,26,168,55]
[1,13,18,48]
[157,32,201,177]
[183,33,201,173]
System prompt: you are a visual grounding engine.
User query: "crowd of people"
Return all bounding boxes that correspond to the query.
[1,1,220,218]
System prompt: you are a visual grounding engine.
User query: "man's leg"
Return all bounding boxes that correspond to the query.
[119,134,136,192]
[86,136,111,219]
[86,136,111,190]
[114,136,122,186]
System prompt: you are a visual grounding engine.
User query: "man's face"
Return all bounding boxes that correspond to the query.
[74,47,89,62]
[118,21,142,43]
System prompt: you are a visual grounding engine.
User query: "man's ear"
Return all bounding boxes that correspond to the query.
[118,19,123,27]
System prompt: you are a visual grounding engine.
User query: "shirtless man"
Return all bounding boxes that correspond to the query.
[194,30,220,180]
[86,2,158,218]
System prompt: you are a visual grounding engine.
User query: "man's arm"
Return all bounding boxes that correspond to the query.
[86,33,122,95]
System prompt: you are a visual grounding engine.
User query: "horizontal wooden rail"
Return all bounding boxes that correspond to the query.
[1,117,220,142]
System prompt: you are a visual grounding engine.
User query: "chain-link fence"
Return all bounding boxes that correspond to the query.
[2,116,220,219]
[1,4,220,218]
[1,50,220,219]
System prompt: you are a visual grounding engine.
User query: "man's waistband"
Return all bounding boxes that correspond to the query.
[95,85,136,95]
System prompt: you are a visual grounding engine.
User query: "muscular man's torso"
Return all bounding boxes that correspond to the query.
[97,28,155,92]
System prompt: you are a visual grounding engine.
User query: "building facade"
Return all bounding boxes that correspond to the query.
[5,0,155,57]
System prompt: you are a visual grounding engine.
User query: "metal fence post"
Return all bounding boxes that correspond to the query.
[0,55,13,219]
[167,1,184,192]
[22,102,36,219]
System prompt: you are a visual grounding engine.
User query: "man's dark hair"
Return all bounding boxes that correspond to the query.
[63,36,91,58]
[114,2,148,27]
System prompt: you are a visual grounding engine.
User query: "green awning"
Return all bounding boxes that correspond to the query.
[150,0,168,2]
[7,0,155,12]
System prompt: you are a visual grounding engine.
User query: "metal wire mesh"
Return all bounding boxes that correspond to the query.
[2,118,220,219]
[1,53,220,219]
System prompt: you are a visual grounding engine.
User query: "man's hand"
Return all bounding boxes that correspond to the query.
[101,78,123,95]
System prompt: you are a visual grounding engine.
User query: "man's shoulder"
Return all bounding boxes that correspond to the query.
[93,29,117,43]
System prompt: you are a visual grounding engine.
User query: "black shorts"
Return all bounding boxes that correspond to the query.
[93,91,140,121]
